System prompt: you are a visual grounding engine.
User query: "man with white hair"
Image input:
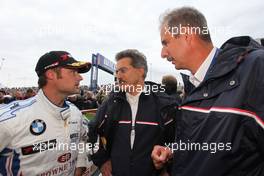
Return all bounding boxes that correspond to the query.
[152,6,264,176]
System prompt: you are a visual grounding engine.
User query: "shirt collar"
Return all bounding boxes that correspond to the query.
[126,92,141,105]
[125,84,146,100]
[126,88,142,99]
[189,47,217,87]
[37,89,70,120]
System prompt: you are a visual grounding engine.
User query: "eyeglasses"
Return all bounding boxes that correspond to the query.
[115,66,133,75]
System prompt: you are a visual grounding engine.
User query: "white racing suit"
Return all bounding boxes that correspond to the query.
[0,89,89,176]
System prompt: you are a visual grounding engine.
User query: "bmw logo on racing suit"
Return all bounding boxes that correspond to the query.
[30,119,46,135]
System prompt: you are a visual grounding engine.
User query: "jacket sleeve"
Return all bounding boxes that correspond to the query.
[0,121,13,174]
[246,52,264,157]
[76,113,89,168]
[88,100,110,168]
[160,104,178,145]
[0,121,13,153]
[158,93,179,145]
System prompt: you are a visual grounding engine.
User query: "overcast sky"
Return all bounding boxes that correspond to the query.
[0,0,263,87]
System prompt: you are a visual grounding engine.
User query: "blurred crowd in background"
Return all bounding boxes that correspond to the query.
[0,75,184,110]
[0,85,112,110]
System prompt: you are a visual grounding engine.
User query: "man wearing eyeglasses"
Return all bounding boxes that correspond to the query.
[89,49,178,176]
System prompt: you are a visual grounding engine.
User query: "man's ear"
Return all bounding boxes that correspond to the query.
[45,70,55,80]
[184,30,193,45]
[138,68,145,79]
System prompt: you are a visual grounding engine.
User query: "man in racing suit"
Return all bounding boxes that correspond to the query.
[0,51,91,175]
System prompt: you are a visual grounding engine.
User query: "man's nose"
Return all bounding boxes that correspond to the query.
[116,70,122,79]
[161,47,168,58]
[116,75,122,83]
[77,73,83,81]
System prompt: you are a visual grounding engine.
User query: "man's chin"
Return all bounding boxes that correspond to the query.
[173,63,181,70]
[72,87,80,94]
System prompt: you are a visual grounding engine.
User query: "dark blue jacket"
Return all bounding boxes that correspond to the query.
[173,36,264,176]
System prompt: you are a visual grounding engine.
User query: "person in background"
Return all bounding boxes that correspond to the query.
[161,75,182,102]
[0,90,6,104]
[24,88,36,99]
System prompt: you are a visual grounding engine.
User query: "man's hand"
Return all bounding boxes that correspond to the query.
[151,145,172,169]
[100,160,112,176]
